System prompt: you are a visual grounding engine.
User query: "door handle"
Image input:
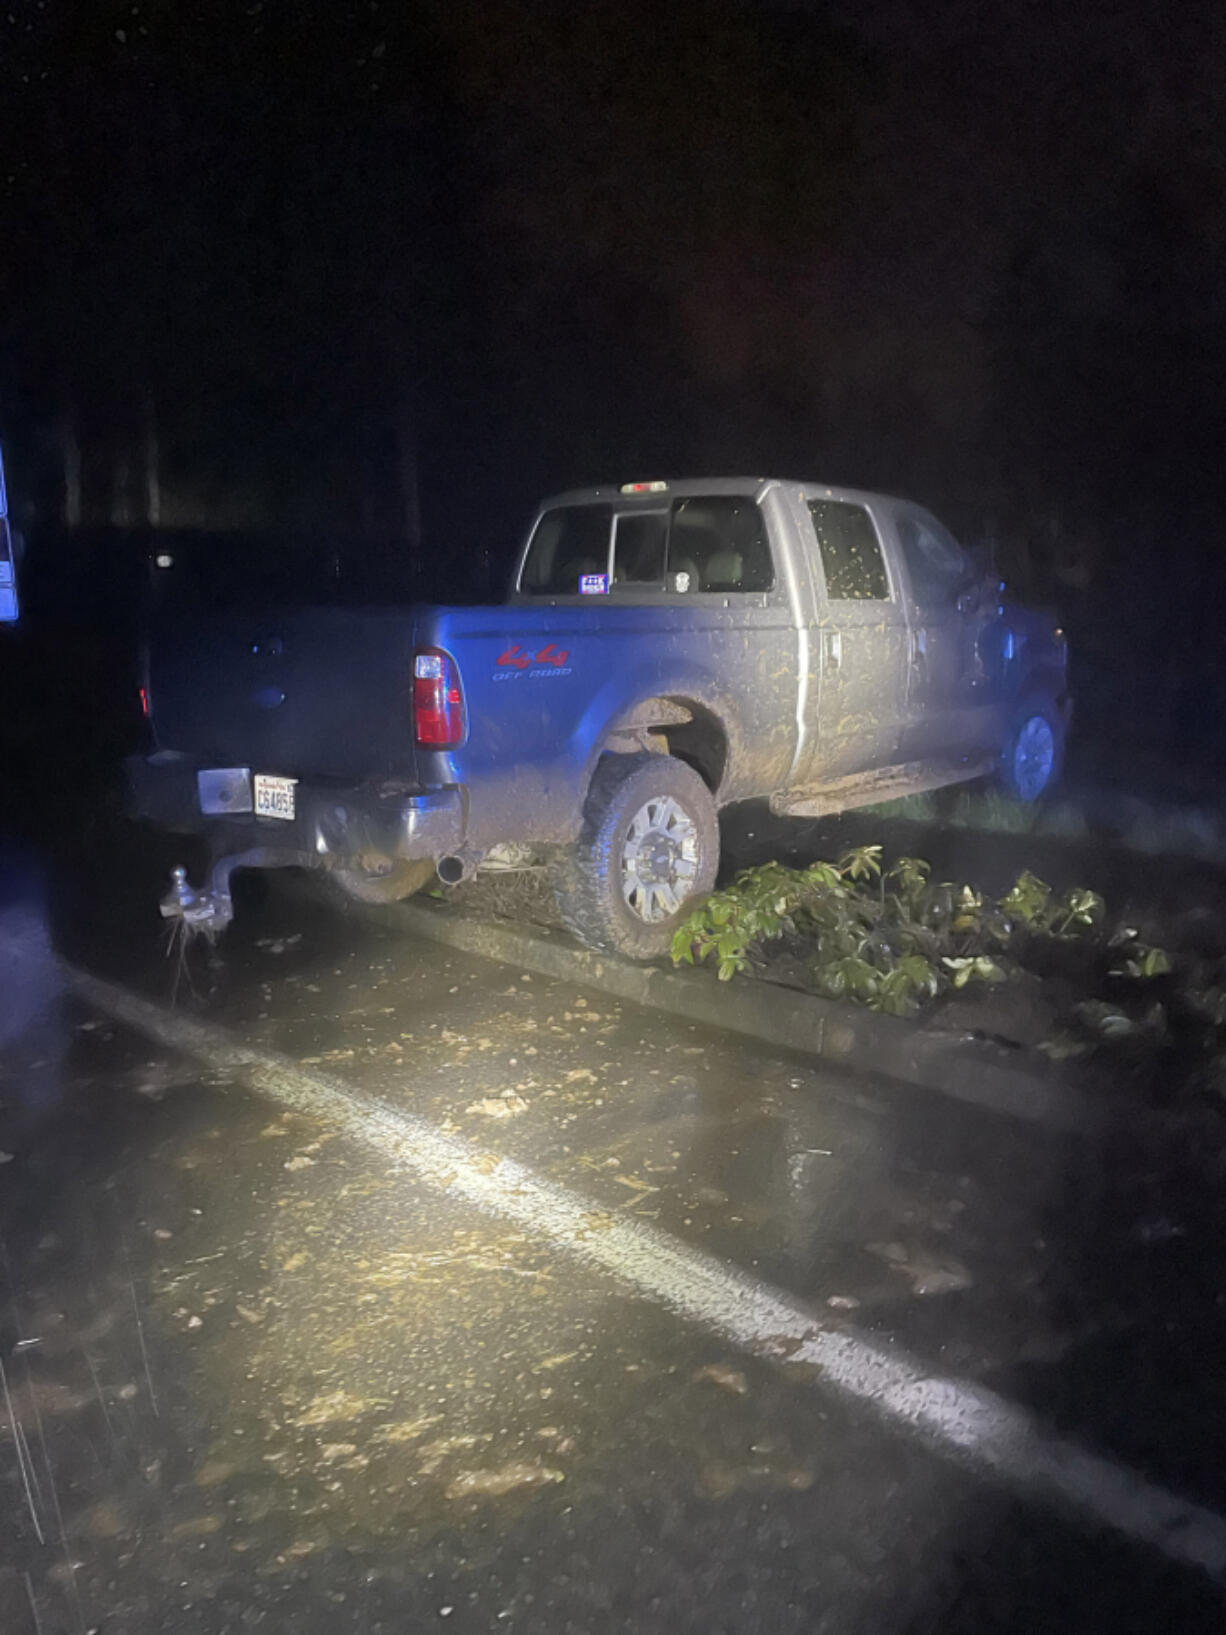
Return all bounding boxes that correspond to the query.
[823,630,842,672]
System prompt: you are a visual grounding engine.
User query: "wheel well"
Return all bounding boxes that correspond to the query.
[659,701,727,794]
[597,695,728,796]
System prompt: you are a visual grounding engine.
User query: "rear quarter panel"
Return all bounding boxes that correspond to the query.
[420,594,800,850]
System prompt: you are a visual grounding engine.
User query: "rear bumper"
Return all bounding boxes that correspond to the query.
[124,752,466,867]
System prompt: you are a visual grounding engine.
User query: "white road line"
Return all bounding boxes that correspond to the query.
[62,959,1226,1582]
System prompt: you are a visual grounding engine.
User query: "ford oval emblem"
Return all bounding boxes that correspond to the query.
[253,685,286,710]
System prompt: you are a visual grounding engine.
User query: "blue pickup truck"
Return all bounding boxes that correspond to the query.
[128,478,1071,957]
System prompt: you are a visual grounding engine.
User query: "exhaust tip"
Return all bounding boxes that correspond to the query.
[436,855,467,886]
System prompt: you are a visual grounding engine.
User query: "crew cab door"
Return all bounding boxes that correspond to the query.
[892,505,998,761]
[805,496,908,775]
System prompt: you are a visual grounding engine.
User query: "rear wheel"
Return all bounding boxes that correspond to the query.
[330,856,435,905]
[997,696,1065,802]
[550,753,719,958]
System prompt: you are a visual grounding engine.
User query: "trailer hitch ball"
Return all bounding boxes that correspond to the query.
[159,864,232,934]
[164,866,196,912]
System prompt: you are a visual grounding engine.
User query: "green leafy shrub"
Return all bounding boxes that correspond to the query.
[674,847,1157,1011]
[670,846,1226,1104]
[670,847,1078,1016]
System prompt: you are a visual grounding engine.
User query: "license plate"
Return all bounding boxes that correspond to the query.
[254,774,297,820]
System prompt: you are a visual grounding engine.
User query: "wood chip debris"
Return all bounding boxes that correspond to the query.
[371,1414,444,1444]
[444,1461,564,1500]
[470,1094,529,1119]
[866,1241,973,1296]
[693,1362,749,1395]
[292,1389,390,1426]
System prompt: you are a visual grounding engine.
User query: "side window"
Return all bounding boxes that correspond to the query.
[612,510,668,585]
[896,511,967,607]
[808,500,890,601]
[668,496,773,593]
[520,505,612,594]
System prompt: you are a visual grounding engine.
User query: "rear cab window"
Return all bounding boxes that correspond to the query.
[519,494,774,596]
[807,499,892,601]
[669,496,773,593]
[612,510,669,585]
[518,505,614,596]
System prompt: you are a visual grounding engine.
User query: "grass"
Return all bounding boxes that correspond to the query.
[861,789,1041,834]
[861,786,1225,862]
[860,794,941,823]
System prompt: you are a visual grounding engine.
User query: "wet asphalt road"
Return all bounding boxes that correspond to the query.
[3,837,1226,1633]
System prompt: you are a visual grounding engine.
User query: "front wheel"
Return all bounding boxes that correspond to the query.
[550,753,719,959]
[997,696,1066,802]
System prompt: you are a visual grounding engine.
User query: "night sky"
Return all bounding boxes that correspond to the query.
[2,0,1224,742]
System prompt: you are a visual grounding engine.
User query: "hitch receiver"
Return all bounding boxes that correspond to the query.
[159,865,234,935]
[159,846,316,936]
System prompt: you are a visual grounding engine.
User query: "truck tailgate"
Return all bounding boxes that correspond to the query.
[148,607,419,782]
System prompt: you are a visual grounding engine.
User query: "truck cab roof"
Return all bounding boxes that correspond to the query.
[538,478,911,512]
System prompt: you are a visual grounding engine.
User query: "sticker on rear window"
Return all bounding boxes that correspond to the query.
[579,574,609,595]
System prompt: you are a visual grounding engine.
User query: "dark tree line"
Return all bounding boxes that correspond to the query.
[1,0,1223,752]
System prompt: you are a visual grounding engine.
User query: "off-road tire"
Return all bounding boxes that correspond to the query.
[550,753,719,959]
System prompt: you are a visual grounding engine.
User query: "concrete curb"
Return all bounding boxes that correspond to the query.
[364,898,1094,1135]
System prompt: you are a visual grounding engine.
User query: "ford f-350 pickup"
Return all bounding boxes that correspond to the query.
[127,478,1071,957]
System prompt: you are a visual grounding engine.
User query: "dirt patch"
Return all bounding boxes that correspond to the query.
[442,869,559,930]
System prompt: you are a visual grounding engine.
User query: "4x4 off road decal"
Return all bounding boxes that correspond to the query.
[494,643,573,681]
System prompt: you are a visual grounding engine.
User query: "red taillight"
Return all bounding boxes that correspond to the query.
[413,648,466,748]
[139,685,151,719]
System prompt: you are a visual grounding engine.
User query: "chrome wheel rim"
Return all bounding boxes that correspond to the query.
[620,795,700,923]
[1013,714,1055,801]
